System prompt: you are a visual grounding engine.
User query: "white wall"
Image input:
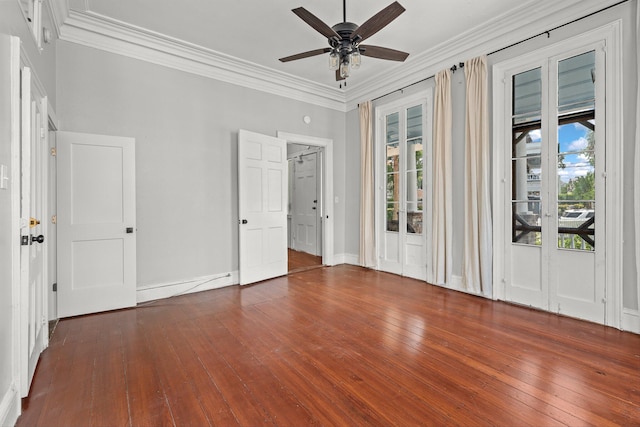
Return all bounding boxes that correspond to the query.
[344,1,639,315]
[56,41,347,291]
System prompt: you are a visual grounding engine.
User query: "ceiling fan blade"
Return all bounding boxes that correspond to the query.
[292,7,340,40]
[336,69,345,81]
[360,45,409,61]
[279,48,331,62]
[352,1,405,42]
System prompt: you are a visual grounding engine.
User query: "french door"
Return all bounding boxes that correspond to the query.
[376,94,430,280]
[499,43,607,323]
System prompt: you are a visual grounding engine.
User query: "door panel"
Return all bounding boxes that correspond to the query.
[57,132,136,318]
[238,130,287,285]
[19,65,49,397]
[377,98,428,280]
[292,153,319,255]
[503,45,604,323]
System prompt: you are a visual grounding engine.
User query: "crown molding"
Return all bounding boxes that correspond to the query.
[46,0,68,39]
[58,10,348,111]
[51,0,623,113]
[345,0,624,110]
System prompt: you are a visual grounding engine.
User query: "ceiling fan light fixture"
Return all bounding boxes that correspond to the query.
[340,60,350,78]
[350,49,361,69]
[329,51,339,70]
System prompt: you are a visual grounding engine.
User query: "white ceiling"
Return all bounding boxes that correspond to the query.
[53,0,621,109]
[65,0,533,88]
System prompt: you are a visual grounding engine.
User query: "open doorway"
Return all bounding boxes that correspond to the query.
[277,132,335,273]
[287,144,323,272]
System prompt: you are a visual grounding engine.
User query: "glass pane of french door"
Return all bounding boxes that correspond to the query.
[556,51,596,251]
[386,112,400,232]
[511,67,542,246]
[405,105,423,234]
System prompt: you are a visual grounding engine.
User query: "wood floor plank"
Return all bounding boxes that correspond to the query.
[17,265,640,427]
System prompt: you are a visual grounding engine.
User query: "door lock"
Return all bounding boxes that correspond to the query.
[126,227,134,233]
[29,217,40,228]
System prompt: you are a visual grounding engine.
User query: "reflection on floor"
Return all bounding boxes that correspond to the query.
[288,249,323,273]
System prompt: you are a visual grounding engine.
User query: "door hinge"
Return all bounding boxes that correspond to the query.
[51,215,56,224]
[52,283,57,292]
[50,147,56,156]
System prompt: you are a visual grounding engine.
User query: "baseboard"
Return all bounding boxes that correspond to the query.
[621,309,640,334]
[332,253,360,266]
[136,271,238,304]
[435,275,491,299]
[0,381,20,427]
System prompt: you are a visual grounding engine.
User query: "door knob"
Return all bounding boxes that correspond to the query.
[31,234,44,244]
[241,219,248,224]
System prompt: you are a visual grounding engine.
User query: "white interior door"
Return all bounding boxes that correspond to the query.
[502,45,605,323]
[238,129,287,285]
[19,66,49,397]
[376,96,429,280]
[57,131,136,318]
[292,152,319,255]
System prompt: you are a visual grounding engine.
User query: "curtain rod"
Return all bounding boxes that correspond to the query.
[364,0,628,106]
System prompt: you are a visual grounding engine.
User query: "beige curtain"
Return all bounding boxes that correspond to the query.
[431,69,453,286]
[359,101,376,267]
[463,56,493,294]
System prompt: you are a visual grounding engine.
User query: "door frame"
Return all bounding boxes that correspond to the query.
[491,21,623,328]
[277,131,334,266]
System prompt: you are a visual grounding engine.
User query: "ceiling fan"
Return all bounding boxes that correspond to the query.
[279,0,409,81]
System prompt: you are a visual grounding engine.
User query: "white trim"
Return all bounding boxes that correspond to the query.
[58,10,346,112]
[136,272,237,304]
[434,275,490,299]
[49,0,620,112]
[345,0,623,109]
[621,309,640,334]
[46,0,68,39]
[491,21,623,328]
[277,132,335,266]
[10,36,22,405]
[331,253,360,266]
[0,382,20,427]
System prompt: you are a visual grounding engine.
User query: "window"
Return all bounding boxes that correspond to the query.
[511,51,596,251]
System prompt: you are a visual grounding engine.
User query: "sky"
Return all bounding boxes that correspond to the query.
[527,122,594,184]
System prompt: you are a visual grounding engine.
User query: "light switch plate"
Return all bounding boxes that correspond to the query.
[0,164,8,190]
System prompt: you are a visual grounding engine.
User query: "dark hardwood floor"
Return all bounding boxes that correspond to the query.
[18,265,640,426]
[288,248,323,273]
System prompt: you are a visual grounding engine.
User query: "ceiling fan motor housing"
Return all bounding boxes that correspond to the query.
[330,22,360,58]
